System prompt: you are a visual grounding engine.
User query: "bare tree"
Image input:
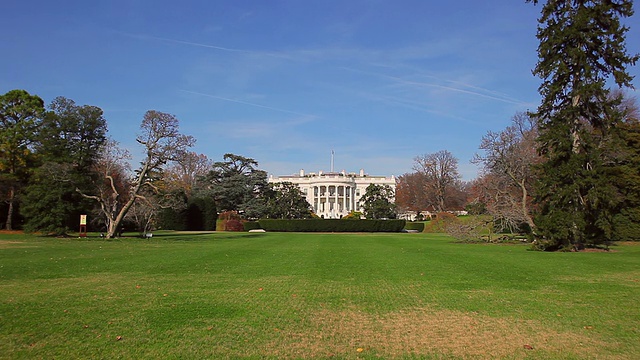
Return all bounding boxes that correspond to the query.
[413,150,462,212]
[473,112,540,231]
[126,189,157,237]
[395,172,429,213]
[163,151,212,197]
[79,111,195,238]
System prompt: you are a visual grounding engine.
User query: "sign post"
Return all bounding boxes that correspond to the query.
[79,215,87,238]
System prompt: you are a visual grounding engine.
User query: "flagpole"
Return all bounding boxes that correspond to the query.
[331,150,334,173]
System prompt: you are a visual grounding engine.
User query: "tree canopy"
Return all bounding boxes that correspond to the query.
[0,90,45,230]
[263,182,312,219]
[528,0,639,250]
[21,97,108,235]
[78,110,195,238]
[202,153,268,218]
[361,184,397,220]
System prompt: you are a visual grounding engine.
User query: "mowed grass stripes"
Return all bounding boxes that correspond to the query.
[0,232,638,359]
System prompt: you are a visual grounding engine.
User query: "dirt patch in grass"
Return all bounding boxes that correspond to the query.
[0,240,33,249]
[264,307,612,359]
[616,241,640,246]
[557,271,640,286]
[0,230,24,235]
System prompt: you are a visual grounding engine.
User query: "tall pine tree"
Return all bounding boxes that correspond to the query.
[528,0,638,250]
[0,90,44,230]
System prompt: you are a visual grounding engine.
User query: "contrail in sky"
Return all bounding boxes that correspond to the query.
[120,31,248,52]
[119,31,290,58]
[179,89,316,118]
[342,67,532,106]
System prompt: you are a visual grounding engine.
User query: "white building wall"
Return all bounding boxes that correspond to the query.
[268,169,396,219]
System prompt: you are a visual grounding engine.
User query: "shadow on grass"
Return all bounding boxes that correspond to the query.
[130,231,268,241]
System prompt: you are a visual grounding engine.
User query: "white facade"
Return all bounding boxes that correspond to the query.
[268,169,396,219]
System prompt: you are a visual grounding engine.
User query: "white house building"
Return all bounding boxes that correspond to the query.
[268,169,396,219]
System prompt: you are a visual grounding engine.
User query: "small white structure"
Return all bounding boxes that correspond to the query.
[269,168,396,219]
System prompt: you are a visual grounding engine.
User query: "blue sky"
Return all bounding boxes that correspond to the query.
[2,1,638,180]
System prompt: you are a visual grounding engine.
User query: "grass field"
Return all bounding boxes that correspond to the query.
[0,231,638,359]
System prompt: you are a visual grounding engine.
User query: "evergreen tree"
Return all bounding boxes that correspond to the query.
[528,0,639,250]
[21,163,79,234]
[22,97,107,235]
[202,153,269,218]
[361,184,397,220]
[610,95,640,241]
[186,196,217,230]
[263,182,312,219]
[0,90,45,230]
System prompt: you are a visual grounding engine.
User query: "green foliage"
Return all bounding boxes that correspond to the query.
[423,212,458,233]
[21,163,81,235]
[528,0,639,250]
[186,196,217,231]
[21,97,108,235]
[157,207,187,231]
[0,89,45,230]
[360,183,397,219]
[0,89,45,171]
[404,221,425,232]
[202,154,268,217]
[243,221,261,231]
[610,119,640,241]
[36,97,107,167]
[262,182,312,219]
[465,201,487,215]
[258,218,406,232]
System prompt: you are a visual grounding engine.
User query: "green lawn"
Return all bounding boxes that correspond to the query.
[1,232,638,359]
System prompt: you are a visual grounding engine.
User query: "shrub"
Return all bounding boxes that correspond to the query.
[243,221,262,231]
[404,222,425,232]
[157,207,187,231]
[424,212,458,233]
[258,219,406,232]
[342,211,363,220]
[216,211,244,232]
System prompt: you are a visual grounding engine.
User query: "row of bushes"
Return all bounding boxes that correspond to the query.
[404,222,425,232]
[244,219,407,232]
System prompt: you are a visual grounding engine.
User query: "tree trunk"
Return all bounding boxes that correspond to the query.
[5,187,15,231]
[519,179,536,231]
[105,190,138,239]
[106,220,118,239]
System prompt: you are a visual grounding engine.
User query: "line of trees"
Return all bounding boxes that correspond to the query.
[0,87,403,235]
[2,1,638,249]
[0,93,316,237]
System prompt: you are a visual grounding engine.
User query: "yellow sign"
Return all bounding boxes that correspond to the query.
[80,215,87,225]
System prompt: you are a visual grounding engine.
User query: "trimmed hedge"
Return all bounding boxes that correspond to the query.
[404,222,425,232]
[243,221,262,231]
[257,219,406,232]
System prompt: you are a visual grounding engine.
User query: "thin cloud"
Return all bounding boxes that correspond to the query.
[342,67,532,106]
[179,89,318,119]
[349,89,474,124]
[118,31,293,59]
[118,31,248,53]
